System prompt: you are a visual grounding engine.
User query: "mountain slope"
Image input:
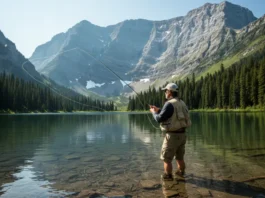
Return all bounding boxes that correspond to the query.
[140,1,257,78]
[196,14,265,79]
[30,1,257,96]
[0,31,42,81]
[0,30,111,102]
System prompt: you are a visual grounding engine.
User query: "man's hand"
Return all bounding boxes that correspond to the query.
[149,105,159,113]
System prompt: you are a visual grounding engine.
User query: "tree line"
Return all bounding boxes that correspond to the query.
[0,73,116,112]
[128,47,265,110]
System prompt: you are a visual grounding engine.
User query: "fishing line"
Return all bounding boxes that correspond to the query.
[20,47,160,129]
[21,48,106,111]
[77,48,160,129]
[17,28,240,129]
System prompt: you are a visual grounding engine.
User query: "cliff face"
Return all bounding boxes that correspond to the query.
[29,1,258,96]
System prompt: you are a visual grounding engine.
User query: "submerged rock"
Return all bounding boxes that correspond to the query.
[76,190,104,198]
[81,156,98,162]
[197,188,212,197]
[103,181,115,187]
[106,156,121,161]
[86,168,101,174]
[38,155,58,162]
[65,155,80,160]
[140,180,161,189]
[110,169,124,175]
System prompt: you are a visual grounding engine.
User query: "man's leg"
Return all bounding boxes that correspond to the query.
[160,134,174,180]
[176,159,185,172]
[175,160,185,177]
[175,134,186,176]
[164,161,173,174]
[161,160,173,180]
[161,134,173,175]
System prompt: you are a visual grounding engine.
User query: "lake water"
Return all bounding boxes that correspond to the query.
[0,112,265,198]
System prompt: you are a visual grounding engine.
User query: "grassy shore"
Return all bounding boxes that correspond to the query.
[0,110,105,114]
[190,108,265,112]
[1,108,264,114]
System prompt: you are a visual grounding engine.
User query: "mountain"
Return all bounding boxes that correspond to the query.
[0,30,108,101]
[30,1,258,96]
[0,31,42,81]
[196,14,265,79]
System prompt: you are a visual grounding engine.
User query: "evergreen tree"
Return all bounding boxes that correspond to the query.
[258,61,265,107]
[251,67,258,106]
[0,73,115,112]
[240,66,246,108]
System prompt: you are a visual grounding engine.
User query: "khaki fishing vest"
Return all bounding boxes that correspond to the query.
[160,98,191,132]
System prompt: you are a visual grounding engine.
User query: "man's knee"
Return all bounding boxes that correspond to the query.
[176,156,184,161]
[161,147,175,163]
[162,158,172,164]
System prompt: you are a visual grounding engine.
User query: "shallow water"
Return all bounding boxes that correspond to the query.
[0,112,265,197]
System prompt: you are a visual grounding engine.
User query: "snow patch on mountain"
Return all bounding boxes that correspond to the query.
[120,80,132,87]
[86,81,105,89]
[140,78,150,83]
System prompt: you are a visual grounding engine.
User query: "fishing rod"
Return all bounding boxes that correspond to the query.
[21,48,106,112]
[77,48,160,129]
[20,47,160,129]
[4,45,102,110]
[17,29,239,128]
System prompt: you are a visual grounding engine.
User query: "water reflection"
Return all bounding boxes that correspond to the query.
[184,113,265,197]
[0,114,164,197]
[129,113,160,132]
[0,164,70,198]
[130,112,265,197]
[0,113,264,197]
[189,113,265,163]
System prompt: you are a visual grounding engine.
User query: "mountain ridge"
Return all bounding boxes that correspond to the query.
[26,1,260,96]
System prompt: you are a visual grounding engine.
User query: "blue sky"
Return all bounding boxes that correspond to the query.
[0,0,264,58]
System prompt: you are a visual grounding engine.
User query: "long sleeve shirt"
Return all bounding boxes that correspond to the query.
[152,102,174,123]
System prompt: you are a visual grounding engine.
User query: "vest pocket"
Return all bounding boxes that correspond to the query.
[177,112,185,120]
[177,112,187,128]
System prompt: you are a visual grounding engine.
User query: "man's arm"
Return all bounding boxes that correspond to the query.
[150,102,174,123]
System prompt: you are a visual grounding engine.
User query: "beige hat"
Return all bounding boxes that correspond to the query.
[161,83,178,92]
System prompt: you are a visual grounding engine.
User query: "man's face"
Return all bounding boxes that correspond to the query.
[165,89,171,99]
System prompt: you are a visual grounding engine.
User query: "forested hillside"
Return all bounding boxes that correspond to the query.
[0,73,116,112]
[128,47,265,110]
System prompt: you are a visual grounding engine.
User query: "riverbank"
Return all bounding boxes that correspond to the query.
[1,108,264,114]
[190,108,265,112]
[0,110,148,115]
[0,110,104,114]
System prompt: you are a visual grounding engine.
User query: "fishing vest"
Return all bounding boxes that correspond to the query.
[160,98,191,132]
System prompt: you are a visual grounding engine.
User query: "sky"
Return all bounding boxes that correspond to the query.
[0,0,264,58]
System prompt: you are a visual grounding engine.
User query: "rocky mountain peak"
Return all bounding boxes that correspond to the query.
[220,1,257,29]
[185,1,256,29]
[71,20,102,31]
[29,1,260,97]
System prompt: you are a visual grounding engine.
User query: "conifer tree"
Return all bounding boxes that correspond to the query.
[258,62,265,107]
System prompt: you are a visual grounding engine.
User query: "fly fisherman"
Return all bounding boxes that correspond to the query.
[150,83,191,181]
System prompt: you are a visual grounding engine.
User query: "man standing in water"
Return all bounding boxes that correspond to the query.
[150,83,191,181]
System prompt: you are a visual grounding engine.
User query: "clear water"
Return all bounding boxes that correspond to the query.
[0,112,265,198]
